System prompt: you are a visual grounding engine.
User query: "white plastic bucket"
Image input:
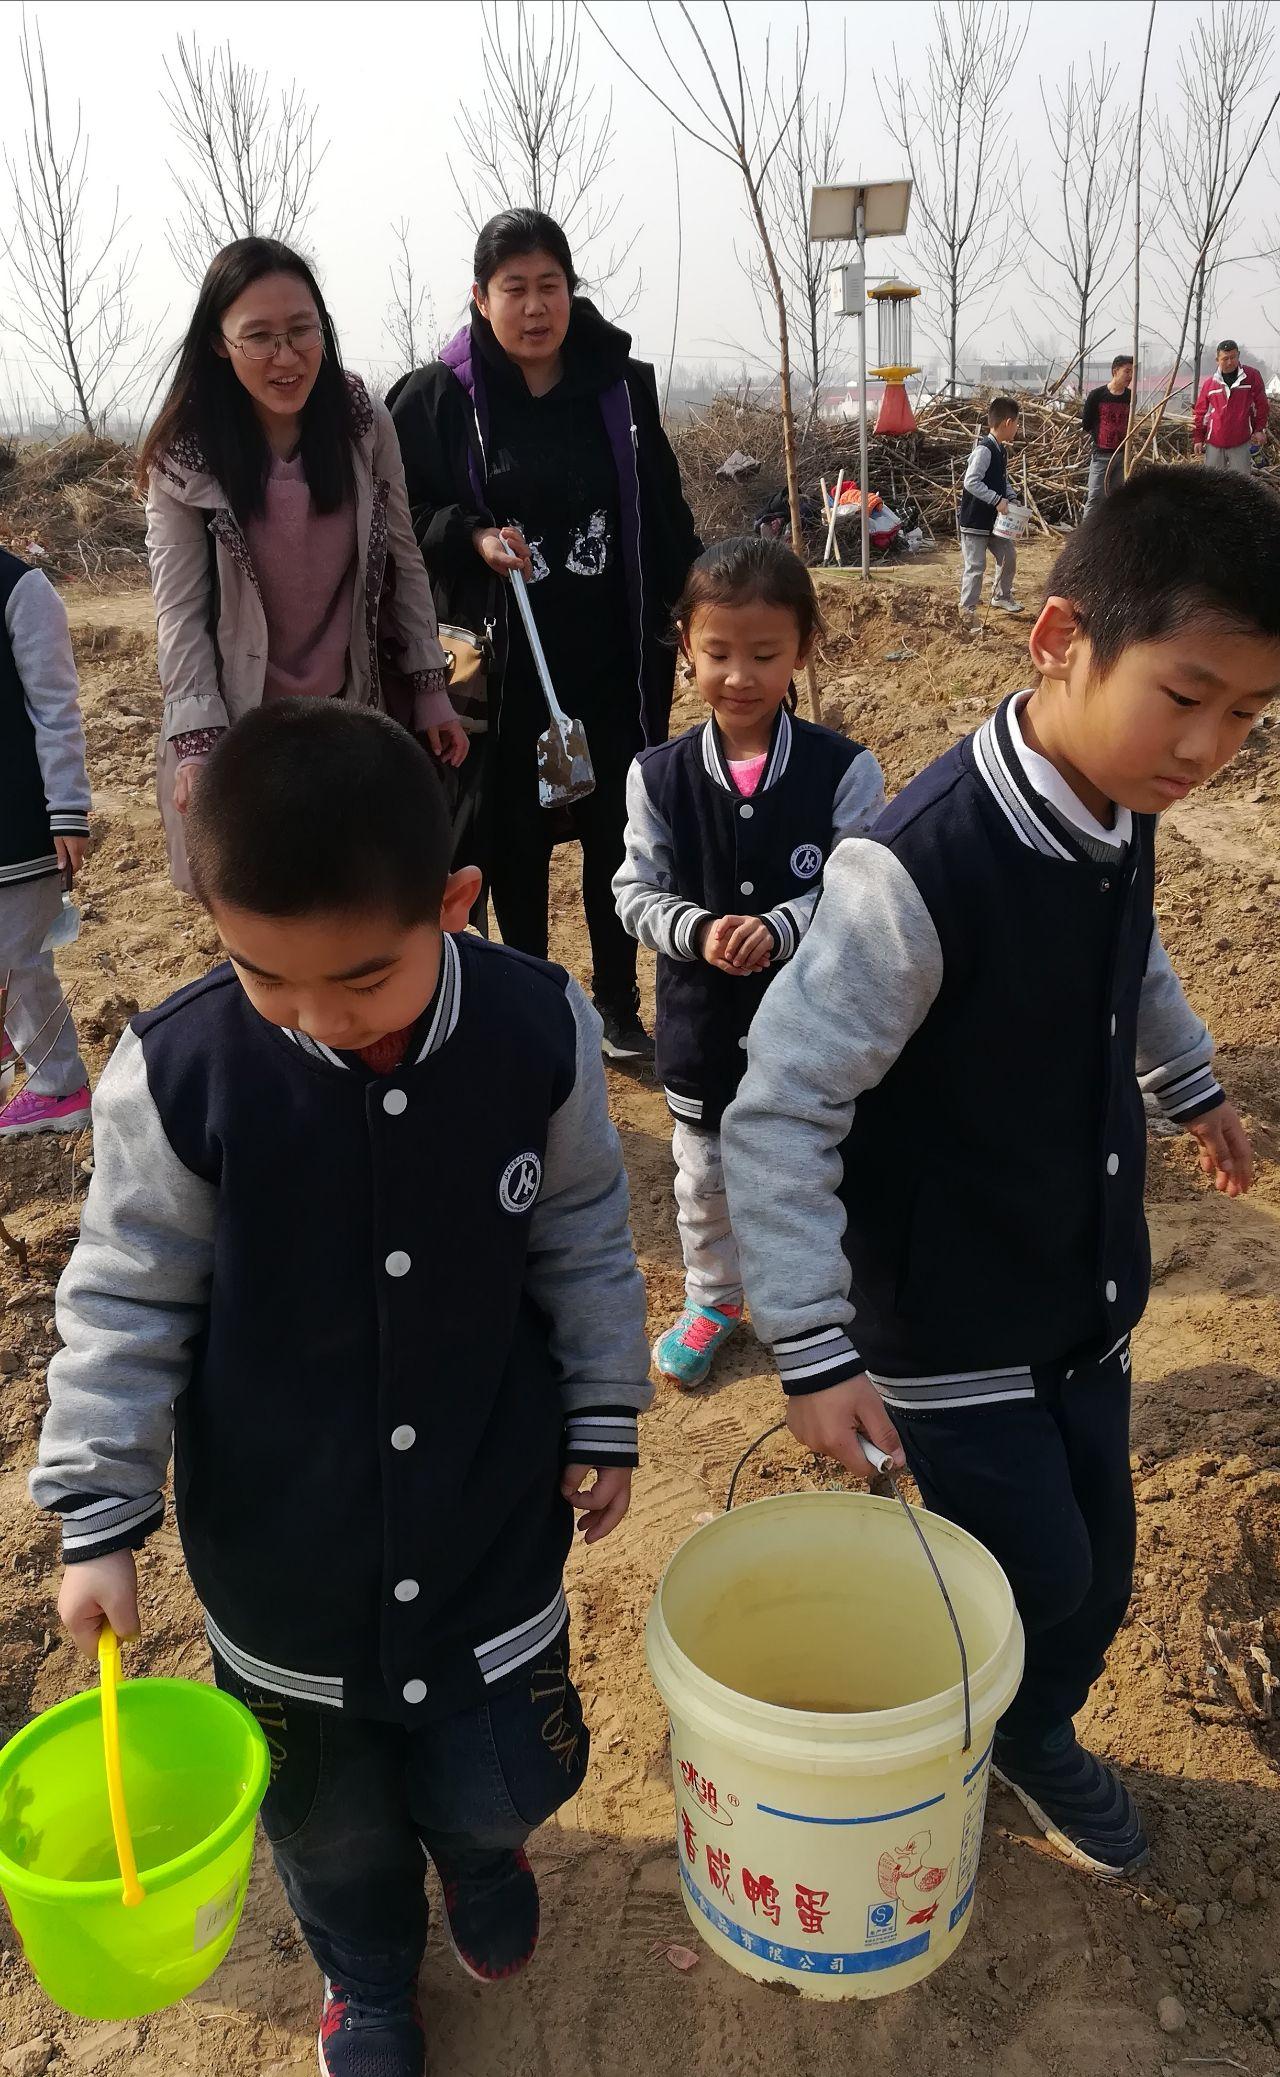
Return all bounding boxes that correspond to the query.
[646,1493,1023,1999]
[993,502,1029,539]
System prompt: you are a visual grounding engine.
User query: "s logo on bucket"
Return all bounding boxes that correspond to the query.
[498,1152,542,1215]
[790,843,823,881]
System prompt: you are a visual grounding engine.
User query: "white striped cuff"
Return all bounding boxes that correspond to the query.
[773,1324,862,1394]
[664,1086,704,1123]
[48,810,91,836]
[564,1411,639,1465]
[1141,1056,1224,1121]
[762,906,799,962]
[668,905,714,961]
[59,1489,165,1559]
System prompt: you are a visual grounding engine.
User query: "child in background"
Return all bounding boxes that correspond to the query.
[0,547,92,1137]
[34,702,650,2077]
[614,537,884,1387]
[959,397,1022,618]
[723,467,1276,1878]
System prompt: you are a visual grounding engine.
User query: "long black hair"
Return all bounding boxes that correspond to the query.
[139,237,356,521]
[472,209,579,294]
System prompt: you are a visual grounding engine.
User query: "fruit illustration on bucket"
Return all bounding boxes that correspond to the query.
[647,1486,1023,1999]
[0,1629,269,2020]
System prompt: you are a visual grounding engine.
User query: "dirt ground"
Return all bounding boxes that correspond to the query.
[2,538,1279,2077]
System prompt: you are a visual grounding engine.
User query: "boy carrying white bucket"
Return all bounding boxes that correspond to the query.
[958,398,1023,618]
[723,466,1276,1879]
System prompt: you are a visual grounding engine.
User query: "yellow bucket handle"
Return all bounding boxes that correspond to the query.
[97,1626,146,1906]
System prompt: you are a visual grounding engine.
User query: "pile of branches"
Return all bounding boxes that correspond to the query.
[670,392,1198,550]
[0,435,146,583]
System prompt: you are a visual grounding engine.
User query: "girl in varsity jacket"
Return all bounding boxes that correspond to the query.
[613,538,885,1387]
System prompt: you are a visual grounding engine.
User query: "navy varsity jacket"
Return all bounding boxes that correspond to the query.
[959,434,1010,533]
[723,694,1225,1410]
[33,934,651,1722]
[614,707,885,1129]
[1,548,91,887]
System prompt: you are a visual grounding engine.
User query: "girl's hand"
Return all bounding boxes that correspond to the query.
[701,914,772,974]
[425,720,470,768]
[561,1464,632,1544]
[473,525,533,579]
[1186,1100,1254,1196]
[58,1549,140,1659]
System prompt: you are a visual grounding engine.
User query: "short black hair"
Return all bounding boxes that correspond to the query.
[1111,353,1134,373]
[1048,464,1280,673]
[187,701,453,925]
[988,396,1020,427]
[473,209,578,294]
[1217,338,1239,354]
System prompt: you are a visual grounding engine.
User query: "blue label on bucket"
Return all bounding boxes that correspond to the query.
[866,1900,899,1945]
[681,1864,930,1976]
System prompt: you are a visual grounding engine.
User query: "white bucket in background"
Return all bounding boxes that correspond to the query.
[646,1493,1024,1999]
[993,502,1029,539]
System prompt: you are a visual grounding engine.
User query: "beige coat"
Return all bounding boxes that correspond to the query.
[146,374,450,887]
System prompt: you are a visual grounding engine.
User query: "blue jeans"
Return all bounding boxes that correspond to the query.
[214,1633,589,2000]
[891,1336,1135,1747]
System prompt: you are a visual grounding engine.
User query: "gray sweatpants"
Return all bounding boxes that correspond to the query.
[959,529,1017,610]
[1084,451,1121,515]
[1201,443,1253,475]
[672,1120,743,1309]
[0,875,88,1097]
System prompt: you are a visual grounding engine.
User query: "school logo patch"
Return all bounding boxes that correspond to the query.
[498,1151,542,1215]
[790,842,824,881]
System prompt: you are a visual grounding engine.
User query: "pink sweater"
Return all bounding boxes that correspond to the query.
[245,454,357,702]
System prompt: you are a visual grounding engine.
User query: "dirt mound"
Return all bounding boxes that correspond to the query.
[0,436,146,584]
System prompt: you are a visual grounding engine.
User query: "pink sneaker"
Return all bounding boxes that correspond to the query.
[0,1085,91,1138]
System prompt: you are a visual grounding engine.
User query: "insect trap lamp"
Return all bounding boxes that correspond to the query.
[868,281,921,435]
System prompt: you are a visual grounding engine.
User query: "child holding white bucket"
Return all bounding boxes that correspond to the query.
[958,397,1023,618]
[32,701,650,2077]
[723,465,1276,1880]
[613,536,885,1387]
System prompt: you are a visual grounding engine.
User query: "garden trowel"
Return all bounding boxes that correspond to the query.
[509,569,596,809]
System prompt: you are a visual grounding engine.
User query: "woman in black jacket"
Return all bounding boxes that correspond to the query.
[390,210,701,1060]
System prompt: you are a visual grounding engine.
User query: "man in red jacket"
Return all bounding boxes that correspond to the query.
[1193,340,1269,474]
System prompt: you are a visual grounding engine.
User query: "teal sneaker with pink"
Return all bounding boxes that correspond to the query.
[653,1301,743,1389]
[0,1085,91,1138]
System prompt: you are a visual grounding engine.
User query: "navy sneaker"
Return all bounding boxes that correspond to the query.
[994,1725,1149,1878]
[318,1978,424,2077]
[432,1846,540,1983]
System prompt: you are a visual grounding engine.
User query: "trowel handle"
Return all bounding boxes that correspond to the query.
[860,1438,893,1474]
[509,570,571,728]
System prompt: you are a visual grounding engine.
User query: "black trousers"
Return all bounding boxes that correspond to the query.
[892,1336,1136,1747]
[489,702,641,1012]
[214,1636,588,2002]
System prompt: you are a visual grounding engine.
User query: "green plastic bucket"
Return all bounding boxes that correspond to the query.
[0,1676,270,2019]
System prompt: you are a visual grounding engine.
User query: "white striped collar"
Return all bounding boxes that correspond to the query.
[283,931,464,1072]
[699,705,793,795]
[972,697,1079,859]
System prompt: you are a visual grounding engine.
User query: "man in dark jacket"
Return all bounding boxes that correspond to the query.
[1081,356,1133,515]
[388,213,701,1064]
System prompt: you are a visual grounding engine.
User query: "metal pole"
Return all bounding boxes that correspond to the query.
[857,203,869,578]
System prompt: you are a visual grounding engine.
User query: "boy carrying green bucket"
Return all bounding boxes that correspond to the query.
[33,700,651,2076]
[723,466,1279,1880]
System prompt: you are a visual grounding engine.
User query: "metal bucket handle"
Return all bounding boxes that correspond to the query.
[725,1422,973,1752]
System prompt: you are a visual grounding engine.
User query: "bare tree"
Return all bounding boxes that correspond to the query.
[877,1,1029,396]
[587,2,811,563]
[451,0,639,316]
[2,13,158,435]
[1157,0,1276,394]
[1016,55,1131,393]
[748,29,850,428]
[382,220,439,374]
[162,36,326,284]
[1123,1,1156,481]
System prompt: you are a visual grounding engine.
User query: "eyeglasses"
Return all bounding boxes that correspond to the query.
[222,323,324,363]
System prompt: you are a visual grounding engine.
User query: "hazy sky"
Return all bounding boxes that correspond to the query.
[2,0,1278,422]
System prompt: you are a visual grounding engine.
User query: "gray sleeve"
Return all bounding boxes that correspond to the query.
[1136,922,1223,1120]
[613,759,712,960]
[762,749,888,962]
[525,980,653,1463]
[31,1027,216,1560]
[963,443,1002,508]
[6,570,90,831]
[722,839,943,1392]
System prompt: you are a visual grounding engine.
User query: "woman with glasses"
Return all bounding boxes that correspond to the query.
[140,237,467,889]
